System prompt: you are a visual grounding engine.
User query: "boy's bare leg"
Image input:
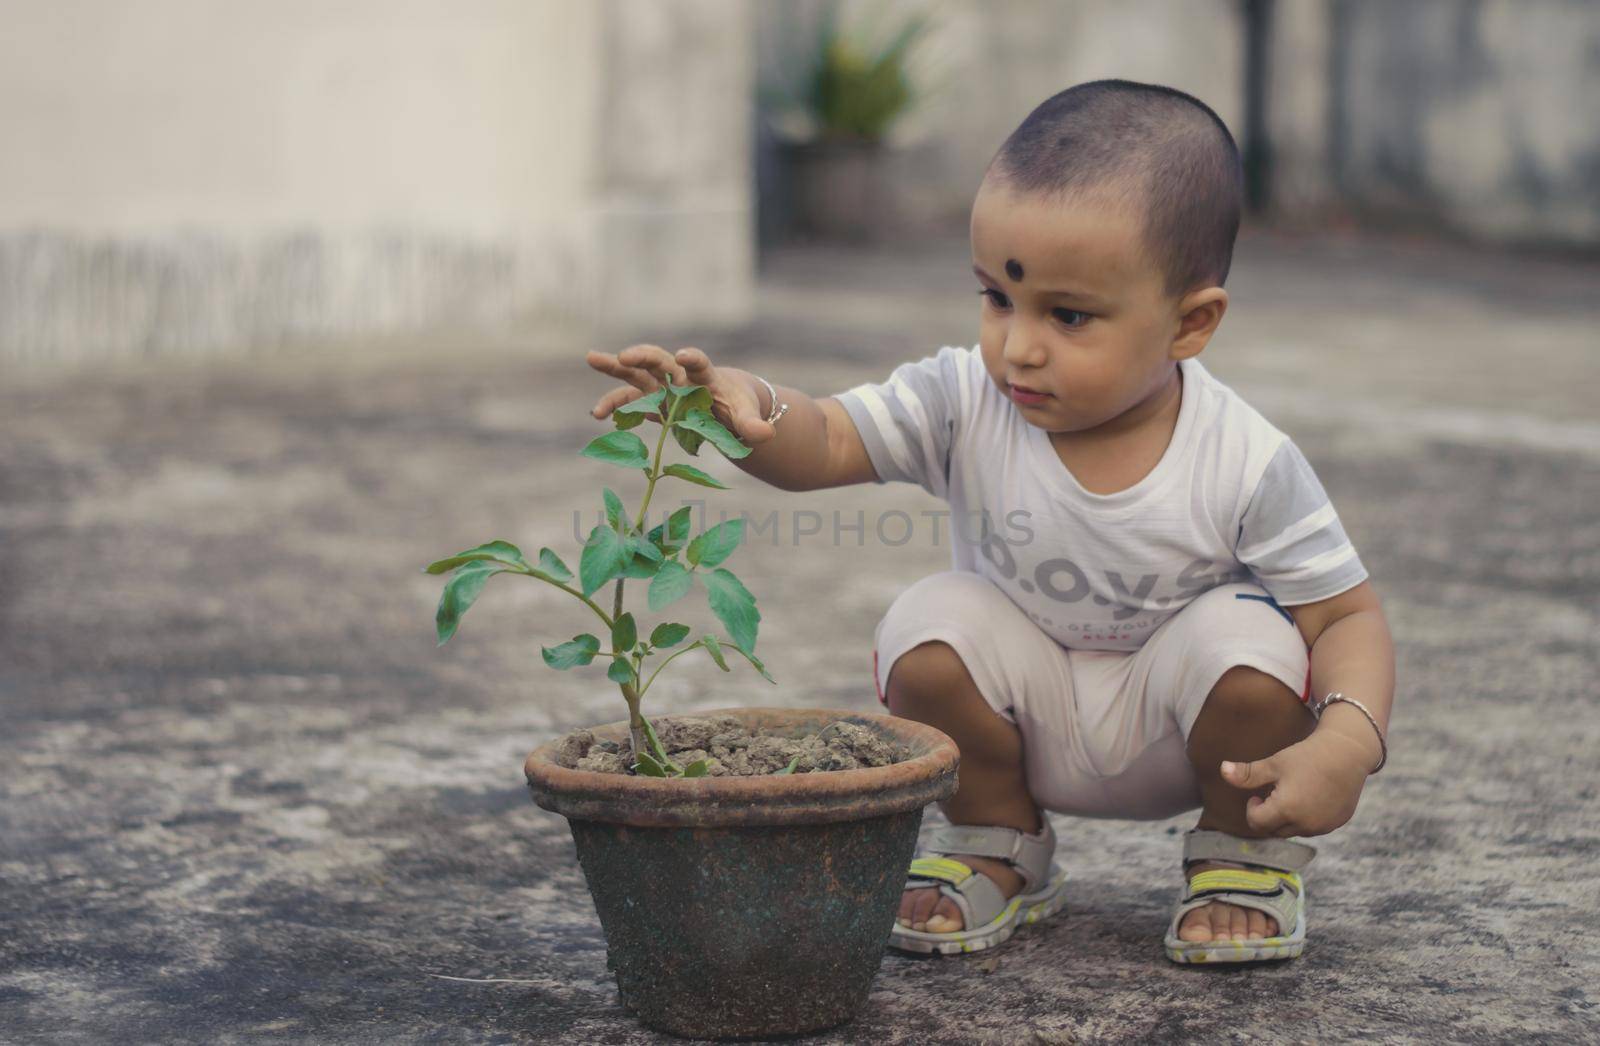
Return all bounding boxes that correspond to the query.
[887,641,1043,934]
[1179,666,1317,942]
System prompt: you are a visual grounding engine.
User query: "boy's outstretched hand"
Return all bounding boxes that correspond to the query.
[1218,727,1375,838]
[586,344,777,446]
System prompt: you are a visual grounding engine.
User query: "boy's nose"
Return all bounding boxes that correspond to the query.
[1002,327,1048,368]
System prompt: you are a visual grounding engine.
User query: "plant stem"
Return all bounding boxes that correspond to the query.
[636,640,701,700]
[517,570,613,630]
[633,392,683,533]
[618,390,686,768]
[622,682,647,760]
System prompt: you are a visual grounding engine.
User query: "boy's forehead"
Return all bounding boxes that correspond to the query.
[970,181,1157,293]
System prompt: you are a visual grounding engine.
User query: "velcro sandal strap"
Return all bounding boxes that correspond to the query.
[1171,871,1304,941]
[924,819,1057,894]
[1185,868,1295,899]
[1182,829,1316,873]
[905,856,1008,930]
[906,856,974,886]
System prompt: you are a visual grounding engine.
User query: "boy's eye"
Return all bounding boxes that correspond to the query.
[1053,308,1089,329]
[977,288,1010,310]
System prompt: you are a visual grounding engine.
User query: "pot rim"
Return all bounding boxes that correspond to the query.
[524,706,959,828]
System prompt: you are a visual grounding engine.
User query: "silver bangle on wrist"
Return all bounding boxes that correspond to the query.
[752,374,790,427]
[1309,691,1388,774]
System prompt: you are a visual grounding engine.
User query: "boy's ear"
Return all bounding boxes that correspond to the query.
[1170,287,1228,361]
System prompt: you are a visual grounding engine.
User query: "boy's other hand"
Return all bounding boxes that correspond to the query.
[585,344,777,445]
[1218,728,1373,838]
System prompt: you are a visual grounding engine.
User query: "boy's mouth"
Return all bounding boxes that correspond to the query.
[1008,382,1051,405]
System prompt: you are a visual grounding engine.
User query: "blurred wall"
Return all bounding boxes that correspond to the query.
[0,0,753,363]
[1316,0,1600,245]
[759,0,1600,249]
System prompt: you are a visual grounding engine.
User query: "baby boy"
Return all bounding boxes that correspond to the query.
[585,79,1395,964]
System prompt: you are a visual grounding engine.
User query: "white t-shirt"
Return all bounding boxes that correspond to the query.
[836,346,1368,652]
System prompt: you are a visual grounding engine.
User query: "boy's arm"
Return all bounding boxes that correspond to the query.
[1288,579,1394,754]
[586,344,879,492]
[723,370,881,492]
[1221,579,1396,837]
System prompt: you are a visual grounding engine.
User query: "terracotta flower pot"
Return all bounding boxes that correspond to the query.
[525,706,959,1039]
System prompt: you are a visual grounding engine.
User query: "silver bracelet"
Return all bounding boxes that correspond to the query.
[1310,692,1388,774]
[752,374,790,427]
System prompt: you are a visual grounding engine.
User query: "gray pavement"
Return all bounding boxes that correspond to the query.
[3,230,1598,1043]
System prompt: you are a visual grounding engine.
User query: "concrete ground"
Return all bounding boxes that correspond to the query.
[3,229,1598,1044]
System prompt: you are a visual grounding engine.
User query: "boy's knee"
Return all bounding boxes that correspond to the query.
[1202,665,1311,729]
[884,640,965,715]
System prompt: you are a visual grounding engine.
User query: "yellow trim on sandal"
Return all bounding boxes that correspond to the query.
[1186,868,1298,896]
[907,856,974,885]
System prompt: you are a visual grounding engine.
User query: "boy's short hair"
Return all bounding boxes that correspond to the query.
[988,79,1243,295]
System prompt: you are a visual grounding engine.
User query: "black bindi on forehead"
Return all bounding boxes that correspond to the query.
[1005,258,1025,281]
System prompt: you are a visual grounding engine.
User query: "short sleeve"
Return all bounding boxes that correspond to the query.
[1235,439,1369,606]
[834,345,967,499]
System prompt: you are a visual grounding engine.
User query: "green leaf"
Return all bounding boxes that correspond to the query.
[541,633,600,669]
[607,656,636,686]
[703,567,760,654]
[581,430,651,469]
[602,488,627,531]
[536,547,573,584]
[647,560,694,611]
[614,409,646,431]
[701,634,731,672]
[686,518,744,568]
[663,381,707,401]
[773,755,802,776]
[621,554,661,579]
[640,715,672,765]
[669,506,694,543]
[671,424,705,457]
[616,389,667,417]
[435,561,505,644]
[676,408,751,459]
[682,759,709,778]
[732,644,777,684]
[425,540,529,575]
[628,533,664,563]
[632,751,668,777]
[649,622,691,648]
[579,525,631,596]
[662,463,729,489]
[647,505,694,555]
[611,613,637,652]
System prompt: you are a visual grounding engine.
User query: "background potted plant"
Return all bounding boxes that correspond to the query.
[425,378,958,1038]
[761,3,937,243]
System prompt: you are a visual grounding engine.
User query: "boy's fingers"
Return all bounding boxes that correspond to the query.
[1221,758,1277,789]
[731,410,776,445]
[674,346,716,384]
[1244,793,1291,835]
[587,350,661,394]
[592,385,644,419]
[619,344,687,388]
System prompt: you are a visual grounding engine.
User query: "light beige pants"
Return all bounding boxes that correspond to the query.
[872,571,1311,820]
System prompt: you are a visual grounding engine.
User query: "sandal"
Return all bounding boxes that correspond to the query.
[887,818,1068,955]
[1164,829,1317,964]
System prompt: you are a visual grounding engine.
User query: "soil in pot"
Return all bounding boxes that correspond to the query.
[550,713,910,776]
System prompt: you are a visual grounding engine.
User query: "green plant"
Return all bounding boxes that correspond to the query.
[763,4,935,144]
[424,380,773,778]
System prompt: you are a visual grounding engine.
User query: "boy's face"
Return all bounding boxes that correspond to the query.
[970,178,1192,435]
